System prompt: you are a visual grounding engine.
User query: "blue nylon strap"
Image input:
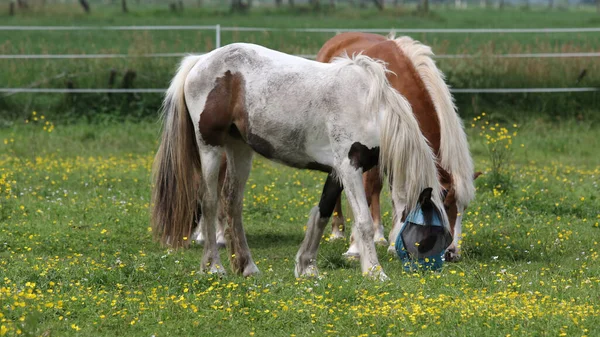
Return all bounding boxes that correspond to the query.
[404,205,443,227]
[395,203,446,272]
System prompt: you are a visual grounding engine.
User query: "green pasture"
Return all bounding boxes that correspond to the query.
[1,111,599,336]
[1,4,600,336]
[1,5,600,120]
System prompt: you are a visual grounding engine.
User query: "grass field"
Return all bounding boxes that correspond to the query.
[2,4,600,335]
[2,5,600,120]
[1,111,599,336]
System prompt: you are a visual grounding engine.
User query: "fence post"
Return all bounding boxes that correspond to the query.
[215,24,221,49]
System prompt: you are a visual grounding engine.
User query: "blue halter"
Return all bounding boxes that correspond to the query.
[395,205,447,272]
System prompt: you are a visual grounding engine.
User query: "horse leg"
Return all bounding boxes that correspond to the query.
[191,202,204,244]
[295,174,343,278]
[343,166,386,258]
[338,162,388,281]
[192,154,228,248]
[198,147,226,275]
[330,197,345,240]
[343,227,360,258]
[216,154,228,248]
[223,140,259,277]
[365,167,387,246]
[387,185,407,255]
[445,207,464,262]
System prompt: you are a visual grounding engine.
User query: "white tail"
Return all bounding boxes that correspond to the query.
[151,54,204,248]
[391,35,475,208]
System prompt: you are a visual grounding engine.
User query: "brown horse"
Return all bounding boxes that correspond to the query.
[316,32,476,261]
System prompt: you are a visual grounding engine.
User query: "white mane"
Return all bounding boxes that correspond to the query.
[389,34,475,208]
[333,52,447,224]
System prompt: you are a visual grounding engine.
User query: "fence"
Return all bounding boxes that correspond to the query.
[2,24,599,95]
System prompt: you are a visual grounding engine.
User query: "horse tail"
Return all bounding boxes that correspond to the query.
[151,54,203,248]
[348,54,448,226]
[390,35,475,208]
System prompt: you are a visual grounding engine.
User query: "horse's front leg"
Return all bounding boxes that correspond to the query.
[364,167,386,246]
[338,160,388,281]
[445,206,464,262]
[295,174,343,278]
[387,185,407,255]
[330,197,345,240]
[343,166,386,259]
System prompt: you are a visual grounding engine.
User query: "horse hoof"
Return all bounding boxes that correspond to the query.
[375,237,389,246]
[366,265,389,282]
[295,263,320,278]
[329,232,345,241]
[387,245,397,256]
[444,249,460,263]
[202,264,226,276]
[301,265,320,278]
[243,263,260,277]
[216,240,227,249]
[342,251,360,261]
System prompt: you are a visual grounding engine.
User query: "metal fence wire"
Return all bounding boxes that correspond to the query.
[2,24,599,95]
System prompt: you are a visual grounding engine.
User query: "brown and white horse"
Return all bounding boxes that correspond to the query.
[316,33,476,262]
[152,43,448,280]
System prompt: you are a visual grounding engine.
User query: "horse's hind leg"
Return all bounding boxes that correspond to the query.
[223,140,259,277]
[198,147,226,275]
[365,167,387,246]
[330,197,345,240]
[191,154,227,248]
[216,154,228,248]
[296,174,343,277]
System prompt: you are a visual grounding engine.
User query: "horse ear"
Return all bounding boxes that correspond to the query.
[418,187,433,205]
[473,171,483,180]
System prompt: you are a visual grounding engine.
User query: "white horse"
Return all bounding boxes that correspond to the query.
[151,43,448,280]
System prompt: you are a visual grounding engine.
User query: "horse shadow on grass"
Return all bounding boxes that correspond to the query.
[186,231,359,271]
[186,232,301,251]
[246,232,302,249]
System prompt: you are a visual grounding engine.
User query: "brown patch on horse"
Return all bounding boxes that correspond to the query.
[363,167,383,226]
[348,142,379,171]
[199,71,248,146]
[439,170,458,235]
[316,32,386,63]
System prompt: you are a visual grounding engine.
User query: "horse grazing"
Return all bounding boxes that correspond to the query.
[316,33,476,261]
[151,43,448,280]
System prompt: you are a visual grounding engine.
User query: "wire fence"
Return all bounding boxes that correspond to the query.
[2,24,599,95]
[3,52,600,60]
[3,25,600,33]
[2,87,598,94]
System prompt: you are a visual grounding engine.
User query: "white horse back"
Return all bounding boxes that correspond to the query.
[185,43,379,170]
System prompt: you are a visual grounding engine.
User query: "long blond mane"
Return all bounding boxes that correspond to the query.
[390,35,475,208]
[332,53,448,227]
